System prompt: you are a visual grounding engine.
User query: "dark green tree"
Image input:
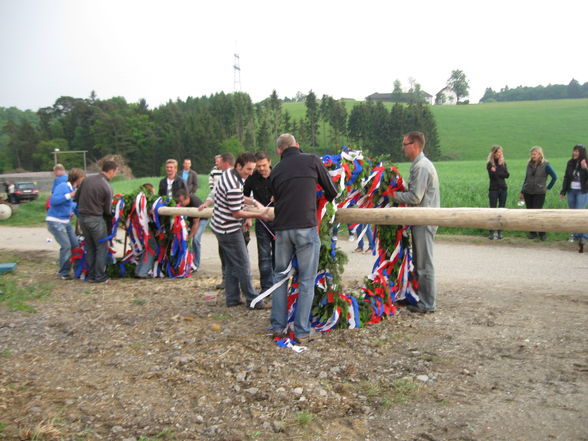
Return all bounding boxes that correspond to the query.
[305,90,320,147]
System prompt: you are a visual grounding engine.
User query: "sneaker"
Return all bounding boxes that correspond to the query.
[353,247,363,253]
[569,234,575,243]
[248,301,270,310]
[59,274,73,280]
[488,231,495,240]
[94,278,110,284]
[497,231,503,240]
[216,282,225,290]
[348,234,355,242]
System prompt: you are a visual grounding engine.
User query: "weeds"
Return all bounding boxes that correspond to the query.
[0,276,53,312]
[294,410,314,426]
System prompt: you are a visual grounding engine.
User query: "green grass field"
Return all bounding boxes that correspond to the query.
[283,98,588,161]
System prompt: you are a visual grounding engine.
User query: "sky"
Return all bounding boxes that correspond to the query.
[1,0,586,111]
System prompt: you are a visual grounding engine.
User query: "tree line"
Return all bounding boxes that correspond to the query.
[0,90,441,176]
[480,79,588,103]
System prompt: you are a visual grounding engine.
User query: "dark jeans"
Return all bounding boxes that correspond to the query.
[215,230,258,306]
[79,216,109,282]
[255,220,275,292]
[523,192,546,237]
[488,189,507,208]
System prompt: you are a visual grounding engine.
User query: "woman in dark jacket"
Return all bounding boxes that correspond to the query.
[559,144,588,252]
[486,145,509,239]
[519,146,557,240]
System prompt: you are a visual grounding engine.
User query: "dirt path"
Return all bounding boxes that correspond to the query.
[0,227,587,440]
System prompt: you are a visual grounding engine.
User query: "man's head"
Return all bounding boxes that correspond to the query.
[401,131,426,161]
[275,133,298,156]
[254,151,272,178]
[102,160,118,181]
[53,163,65,177]
[220,153,235,171]
[235,152,257,180]
[214,154,222,168]
[183,159,191,171]
[175,189,190,206]
[165,159,178,178]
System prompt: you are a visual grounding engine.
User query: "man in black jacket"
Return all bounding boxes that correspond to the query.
[244,151,275,292]
[158,159,187,199]
[269,134,338,342]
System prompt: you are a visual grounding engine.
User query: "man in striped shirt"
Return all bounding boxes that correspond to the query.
[211,152,270,308]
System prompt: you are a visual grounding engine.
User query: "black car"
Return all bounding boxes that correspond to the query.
[13,181,40,203]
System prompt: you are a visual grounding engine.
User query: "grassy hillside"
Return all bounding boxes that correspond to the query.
[283,98,588,161]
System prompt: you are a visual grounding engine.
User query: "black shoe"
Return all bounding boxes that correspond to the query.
[527,232,537,239]
[407,304,434,314]
[248,301,270,310]
[134,274,148,279]
[395,299,412,306]
[579,240,584,254]
[226,301,243,307]
[539,233,547,241]
[497,231,503,240]
[216,282,225,290]
[59,274,73,280]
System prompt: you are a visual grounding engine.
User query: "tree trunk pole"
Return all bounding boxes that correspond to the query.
[157,206,588,233]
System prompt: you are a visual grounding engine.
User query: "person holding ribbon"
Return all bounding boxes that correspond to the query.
[75,160,118,284]
[46,168,85,280]
[210,152,271,308]
[243,151,275,292]
[269,133,338,343]
[391,131,440,314]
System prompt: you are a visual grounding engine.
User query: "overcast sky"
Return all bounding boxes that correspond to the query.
[1,0,586,111]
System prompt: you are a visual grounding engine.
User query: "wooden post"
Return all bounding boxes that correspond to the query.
[157,206,588,233]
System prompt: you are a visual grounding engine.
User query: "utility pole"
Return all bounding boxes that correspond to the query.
[233,53,241,92]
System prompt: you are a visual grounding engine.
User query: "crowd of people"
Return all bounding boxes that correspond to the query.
[38,132,587,341]
[485,143,587,251]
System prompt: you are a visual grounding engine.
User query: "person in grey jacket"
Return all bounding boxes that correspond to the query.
[392,131,440,314]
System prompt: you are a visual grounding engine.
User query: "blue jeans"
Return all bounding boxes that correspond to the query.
[214,230,258,306]
[567,189,588,241]
[79,216,109,282]
[136,236,158,277]
[47,221,79,277]
[271,227,320,338]
[192,218,208,269]
[357,225,375,250]
[255,220,275,291]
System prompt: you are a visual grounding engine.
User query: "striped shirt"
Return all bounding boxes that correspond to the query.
[208,166,223,190]
[210,168,245,234]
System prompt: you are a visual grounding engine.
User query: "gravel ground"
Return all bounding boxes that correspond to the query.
[0,227,587,441]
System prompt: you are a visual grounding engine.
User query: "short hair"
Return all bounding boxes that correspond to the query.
[140,183,155,194]
[102,160,118,173]
[255,151,270,161]
[53,163,65,172]
[236,152,257,168]
[166,159,178,168]
[403,131,426,149]
[183,158,191,164]
[215,154,222,159]
[221,153,235,166]
[67,168,85,183]
[175,189,189,200]
[530,146,545,164]
[276,133,296,150]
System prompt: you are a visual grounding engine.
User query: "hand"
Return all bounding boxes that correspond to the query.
[581,159,587,169]
[519,193,524,201]
[559,194,564,200]
[198,203,206,211]
[490,166,496,172]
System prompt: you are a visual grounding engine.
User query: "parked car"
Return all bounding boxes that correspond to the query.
[13,181,40,203]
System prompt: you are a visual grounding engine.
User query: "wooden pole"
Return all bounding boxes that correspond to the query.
[157,206,588,233]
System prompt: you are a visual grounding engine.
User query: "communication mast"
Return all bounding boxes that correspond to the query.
[233,53,241,92]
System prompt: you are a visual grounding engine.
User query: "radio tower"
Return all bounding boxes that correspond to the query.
[233,53,241,92]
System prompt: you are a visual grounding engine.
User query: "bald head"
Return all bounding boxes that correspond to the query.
[276,133,297,155]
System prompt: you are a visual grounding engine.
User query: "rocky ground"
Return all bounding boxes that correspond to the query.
[0,230,587,441]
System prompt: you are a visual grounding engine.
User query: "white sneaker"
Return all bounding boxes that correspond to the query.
[348,234,355,242]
